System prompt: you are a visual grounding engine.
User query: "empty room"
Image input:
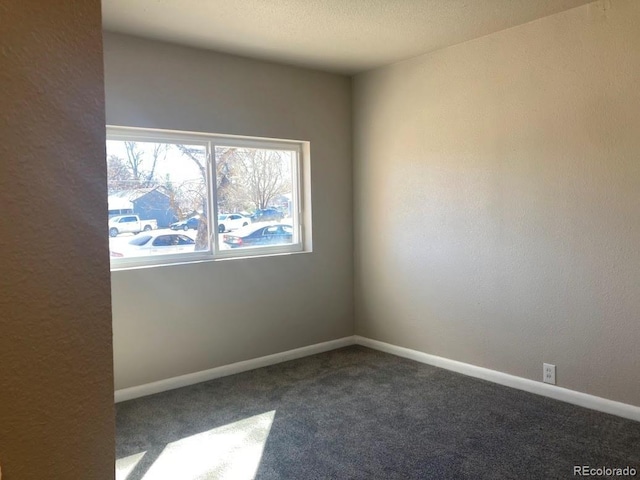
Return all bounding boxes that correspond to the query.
[2,0,639,479]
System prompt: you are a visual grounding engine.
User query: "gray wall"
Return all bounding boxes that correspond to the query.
[103,33,353,390]
[353,0,640,406]
[0,1,114,478]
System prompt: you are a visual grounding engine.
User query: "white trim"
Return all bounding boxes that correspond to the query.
[115,334,640,422]
[354,336,640,422]
[107,125,310,271]
[114,336,355,403]
[106,125,307,146]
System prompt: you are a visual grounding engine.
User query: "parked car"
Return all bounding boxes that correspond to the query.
[223,223,293,248]
[250,208,284,223]
[108,215,157,237]
[111,232,196,257]
[218,213,250,233]
[170,216,200,231]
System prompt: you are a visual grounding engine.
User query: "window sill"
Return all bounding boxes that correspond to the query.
[109,248,312,272]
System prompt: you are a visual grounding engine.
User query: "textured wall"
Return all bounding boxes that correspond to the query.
[103,33,353,390]
[0,1,114,479]
[354,0,640,406]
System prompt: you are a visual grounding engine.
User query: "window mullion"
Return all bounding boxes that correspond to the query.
[208,141,220,255]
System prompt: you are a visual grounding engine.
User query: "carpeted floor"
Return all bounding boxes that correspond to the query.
[116,346,640,479]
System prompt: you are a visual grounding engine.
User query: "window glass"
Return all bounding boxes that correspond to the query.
[215,146,296,251]
[107,139,208,260]
[152,235,174,247]
[128,235,151,246]
[107,127,305,267]
[177,235,195,245]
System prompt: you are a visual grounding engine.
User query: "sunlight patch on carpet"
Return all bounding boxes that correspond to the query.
[116,451,146,480]
[141,410,275,479]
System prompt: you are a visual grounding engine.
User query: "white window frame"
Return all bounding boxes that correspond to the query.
[107,126,307,270]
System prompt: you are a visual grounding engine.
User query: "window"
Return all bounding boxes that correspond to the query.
[107,126,307,268]
[128,235,152,246]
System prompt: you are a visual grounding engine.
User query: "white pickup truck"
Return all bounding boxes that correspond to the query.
[108,215,158,237]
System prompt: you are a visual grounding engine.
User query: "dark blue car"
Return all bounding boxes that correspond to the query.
[250,208,284,223]
[170,216,200,231]
[223,224,293,248]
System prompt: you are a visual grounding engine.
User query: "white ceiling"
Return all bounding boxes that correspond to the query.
[102,0,593,75]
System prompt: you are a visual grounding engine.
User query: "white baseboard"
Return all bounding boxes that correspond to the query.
[115,336,356,403]
[115,334,640,423]
[355,336,640,422]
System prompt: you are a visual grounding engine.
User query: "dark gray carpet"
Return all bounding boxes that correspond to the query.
[116,346,640,479]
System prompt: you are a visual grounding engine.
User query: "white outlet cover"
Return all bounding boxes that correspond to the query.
[543,363,556,385]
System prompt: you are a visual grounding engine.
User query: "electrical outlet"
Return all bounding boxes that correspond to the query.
[543,363,556,385]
